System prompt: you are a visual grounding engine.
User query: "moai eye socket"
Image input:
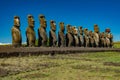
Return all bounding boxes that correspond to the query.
[39,14,45,18]
[50,20,54,23]
[28,15,33,18]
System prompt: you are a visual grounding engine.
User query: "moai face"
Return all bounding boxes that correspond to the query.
[94,24,99,33]
[78,26,83,35]
[84,28,89,35]
[66,24,71,33]
[74,28,78,35]
[28,15,35,28]
[50,20,56,31]
[59,22,64,32]
[39,15,47,28]
[89,31,92,36]
[14,16,20,27]
[72,27,78,35]
[71,27,75,34]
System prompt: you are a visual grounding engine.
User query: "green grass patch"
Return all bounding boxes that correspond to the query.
[0,52,120,80]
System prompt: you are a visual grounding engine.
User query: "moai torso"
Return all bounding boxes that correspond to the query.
[26,15,36,47]
[93,24,100,47]
[49,20,57,47]
[58,22,65,47]
[38,15,48,47]
[11,16,22,47]
[78,26,84,47]
[66,25,74,47]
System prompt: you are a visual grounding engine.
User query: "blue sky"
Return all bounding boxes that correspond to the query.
[0,0,120,43]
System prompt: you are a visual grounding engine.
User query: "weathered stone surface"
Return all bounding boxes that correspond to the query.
[49,20,57,47]
[11,16,22,47]
[26,15,36,47]
[38,14,48,47]
[58,22,65,47]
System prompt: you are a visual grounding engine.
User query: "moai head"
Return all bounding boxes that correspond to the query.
[89,30,92,35]
[105,28,110,33]
[78,26,83,35]
[84,28,88,35]
[89,31,93,37]
[14,16,20,28]
[59,22,65,32]
[94,24,99,33]
[71,27,75,34]
[66,24,71,33]
[39,14,47,28]
[28,15,35,28]
[50,20,56,31]
[72,27,78,35]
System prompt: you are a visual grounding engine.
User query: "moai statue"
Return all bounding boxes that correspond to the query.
[83,28,89,47]
[78,26,84,47]
[38,14,48,47]
[11,16,22,47]
[66,25,74,47]
[49,20,57,47]
[89,31,95,47]
[93,24,100,47]
[105,28,113,47]
[58,22,65,47]
[26,15,36,47]
[100,32,106,47]
[72,27,79,47]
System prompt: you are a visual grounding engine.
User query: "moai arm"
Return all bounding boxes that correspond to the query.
[26,28,35,46]
[59,32,64,43]
[51,30,57,43]
[26,29,32,45]
[12,28,21,43]
[39,28,48,43]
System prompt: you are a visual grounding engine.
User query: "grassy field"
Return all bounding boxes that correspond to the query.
[113,42,120,48]
[0,52,120,80]
[0,42,120,80]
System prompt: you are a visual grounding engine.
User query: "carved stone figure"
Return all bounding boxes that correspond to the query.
[100,32,106,47]
[26,15,36,47]
[72,27,79,47]
[58,22,65,47]
[83,28,89,47]
[11,16,22,47]
[66,25,74,47]
[78,26,84,47]
[93,24,100,47]
[89,31,95,47]
[105,28,113,47]
[38,14,48,47]
[49,20,57,47]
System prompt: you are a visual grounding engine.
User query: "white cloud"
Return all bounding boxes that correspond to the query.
[0,43,11,45]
